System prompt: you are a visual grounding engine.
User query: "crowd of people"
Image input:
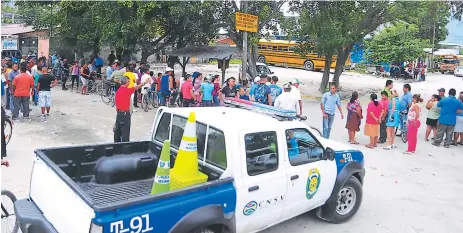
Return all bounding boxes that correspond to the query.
[321,79,463,154]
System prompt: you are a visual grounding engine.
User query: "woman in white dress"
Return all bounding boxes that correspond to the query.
[453,91,463,146]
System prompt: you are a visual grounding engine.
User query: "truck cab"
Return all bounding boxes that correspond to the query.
[15,102,365,233]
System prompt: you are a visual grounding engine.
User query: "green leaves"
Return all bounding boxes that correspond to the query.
[365,22,430,64]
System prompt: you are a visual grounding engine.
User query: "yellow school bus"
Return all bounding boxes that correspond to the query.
[257,39,351,71]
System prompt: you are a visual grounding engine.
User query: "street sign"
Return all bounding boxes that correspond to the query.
[235,12,258,33]
[1,38,18,50]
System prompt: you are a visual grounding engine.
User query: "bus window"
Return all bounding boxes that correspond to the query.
[272,46,278,51]
[289,46,296,52]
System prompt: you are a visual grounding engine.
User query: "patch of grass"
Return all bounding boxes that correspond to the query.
[209,58,242,65]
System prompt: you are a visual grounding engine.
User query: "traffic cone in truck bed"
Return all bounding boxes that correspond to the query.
[171,112,208,190]
[151,140,171,195]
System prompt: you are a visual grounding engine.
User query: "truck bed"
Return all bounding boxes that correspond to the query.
[35,141,224,210]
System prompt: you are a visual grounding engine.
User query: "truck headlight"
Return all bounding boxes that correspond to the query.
[89,222,103,233]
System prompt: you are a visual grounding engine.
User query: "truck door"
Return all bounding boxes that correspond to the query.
[235,131,288,233]
[282,128,337,219]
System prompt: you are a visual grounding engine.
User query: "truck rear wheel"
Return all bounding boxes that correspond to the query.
[328,176,362,223]
[304,60,314,71]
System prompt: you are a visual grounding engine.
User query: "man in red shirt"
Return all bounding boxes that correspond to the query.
[180,74,195,107]
[12,65,34,120]
[114,76,150,142]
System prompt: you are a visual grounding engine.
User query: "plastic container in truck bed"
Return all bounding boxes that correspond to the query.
[35,141,225,210]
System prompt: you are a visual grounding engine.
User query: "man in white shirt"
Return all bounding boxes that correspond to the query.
[290,78,302,115]
[274,83,301,115]
[140,68,153,96]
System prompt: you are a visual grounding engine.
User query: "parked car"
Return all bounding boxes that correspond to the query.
[15,102,365,233]
[238,62,274,84]
[454,65,463,77]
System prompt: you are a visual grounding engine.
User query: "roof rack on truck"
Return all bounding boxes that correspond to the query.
[223,97,297,121]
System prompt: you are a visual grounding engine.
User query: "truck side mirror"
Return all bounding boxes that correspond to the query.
[323,147,335,161]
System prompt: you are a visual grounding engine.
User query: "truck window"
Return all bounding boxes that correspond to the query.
[286,128,324,166]
[171,115,207,159]
[245,131,279,176]
[154,112,171,142]
[206,127,227,169]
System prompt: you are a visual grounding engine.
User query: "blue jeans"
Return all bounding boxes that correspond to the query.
[322,114,335,139]
[202,100,212,107]
[9,92,14,113]
[33,87,38,104]
[213,96,219,106]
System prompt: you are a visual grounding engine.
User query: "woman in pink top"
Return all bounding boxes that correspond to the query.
[364,93,384,149]
[405,94,423,154]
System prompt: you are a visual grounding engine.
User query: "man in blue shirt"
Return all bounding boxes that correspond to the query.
[268,76,282,106]
[200,76,214,107]
[7,64,19,114]
[320,84,344,139]
[399,84,412,112]
[433,88,463,148]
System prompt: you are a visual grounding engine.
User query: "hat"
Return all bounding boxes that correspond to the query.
[291,78,300,84]
[165,67,173,72]
[192,71,199,78]
[254,76,260,83]
[283,83,292,89]
[438,88,445,92]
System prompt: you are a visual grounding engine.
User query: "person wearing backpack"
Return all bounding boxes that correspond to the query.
[253,75,272,105]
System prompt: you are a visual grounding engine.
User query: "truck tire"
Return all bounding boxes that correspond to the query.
[304,60,314,71]
[194,229,215,233]
[328,176,362,223]
[257,56,266,64]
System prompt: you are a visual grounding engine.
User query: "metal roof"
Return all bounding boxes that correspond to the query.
[168,45,238,59]
[1,24,35,35]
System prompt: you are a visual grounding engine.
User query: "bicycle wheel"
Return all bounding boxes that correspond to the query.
[401,124,408,143]
[96,81,104,96]
[151,92,159,108]
[111,92,116,107]
[4,119,12,145]
[141,94,149,112]
[1,190,19,233]
[101,88,112,105]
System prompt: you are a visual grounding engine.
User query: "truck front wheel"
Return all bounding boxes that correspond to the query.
[330,176,363,223]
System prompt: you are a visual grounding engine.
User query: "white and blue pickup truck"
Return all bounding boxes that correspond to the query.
[15,102,365,233]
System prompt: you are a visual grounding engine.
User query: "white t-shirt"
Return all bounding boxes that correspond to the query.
[31,65,38,77]
[290,86,302,101]
[140,73,153,94]
[274,92,301,115]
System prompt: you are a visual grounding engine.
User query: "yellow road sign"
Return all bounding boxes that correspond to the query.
[235,12,258,33]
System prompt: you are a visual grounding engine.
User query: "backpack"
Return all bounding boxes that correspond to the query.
[254,84,269,104]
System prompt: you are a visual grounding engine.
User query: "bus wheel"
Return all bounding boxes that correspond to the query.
[304,60,314,71]
[257,56,266,64]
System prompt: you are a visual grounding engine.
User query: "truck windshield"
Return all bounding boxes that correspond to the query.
[442,59,458,64]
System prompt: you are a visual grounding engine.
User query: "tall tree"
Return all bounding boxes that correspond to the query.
[364,22,430,65]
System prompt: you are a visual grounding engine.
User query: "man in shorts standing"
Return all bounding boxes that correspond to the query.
[37,66,57,117]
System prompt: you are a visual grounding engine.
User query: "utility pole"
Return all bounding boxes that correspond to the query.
[241,0,248,83]
[430,2,437,70]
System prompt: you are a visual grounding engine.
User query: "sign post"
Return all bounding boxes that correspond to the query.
[235,6,258,84]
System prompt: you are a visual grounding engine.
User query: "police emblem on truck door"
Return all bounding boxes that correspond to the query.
[306,168,321,200]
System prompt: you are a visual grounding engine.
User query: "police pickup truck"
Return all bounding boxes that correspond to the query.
[15,100,365,233]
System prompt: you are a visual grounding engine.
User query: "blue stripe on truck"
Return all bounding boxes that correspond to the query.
[334,150,364,174]
[94,181,237,233]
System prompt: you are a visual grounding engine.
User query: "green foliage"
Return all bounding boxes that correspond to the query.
[365,22,430,64]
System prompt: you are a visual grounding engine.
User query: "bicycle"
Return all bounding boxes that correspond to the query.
[395,111,408,143]
[4,114,13,145]
[1,163,19,233]
[141,88,159,112]
[87,73,103,93]
[101,83,116,107]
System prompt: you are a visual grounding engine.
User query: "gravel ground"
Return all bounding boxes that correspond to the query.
[1,70,463,233]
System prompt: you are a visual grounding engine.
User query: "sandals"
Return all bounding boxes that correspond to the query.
[365,145,374,149]
[349,141,359,145]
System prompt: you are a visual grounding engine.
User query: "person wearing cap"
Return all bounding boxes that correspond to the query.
[320,84,344,139]
[433,88,463,148]
[200,76,214,107]
[438,88,445,99]
[160,67,174,106]
[274,83,300,115]
[253,74,272,105]
[114,76,150,142]
[290,78,303,115]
